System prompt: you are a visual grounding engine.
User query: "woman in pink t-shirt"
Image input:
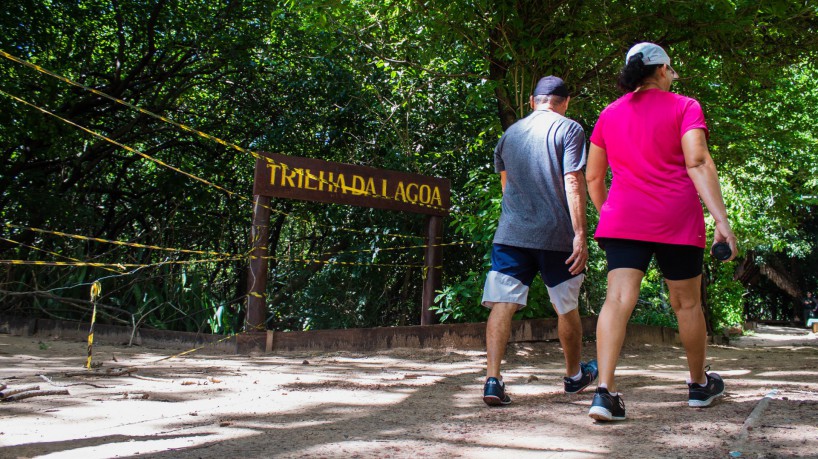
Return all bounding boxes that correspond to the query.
[584,43,738,422]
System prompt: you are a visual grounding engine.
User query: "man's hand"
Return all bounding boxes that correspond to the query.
[563,170,587,275]
[565,234,587,275]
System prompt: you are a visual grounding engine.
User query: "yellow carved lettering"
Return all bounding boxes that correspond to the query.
[281,164,296,187]
[267,164,281,185]
[419,184,431,203]
[351,175,365,196]
[334,173,347,193]
[394,181,406,202]
[318,171,328,191]
[303,169,318,191]
[431,186,442,207]
[406,183,418,203]
[295,168,305,188]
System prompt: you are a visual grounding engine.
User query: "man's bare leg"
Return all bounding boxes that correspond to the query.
[486,302,518,379]
[557,306,582,377]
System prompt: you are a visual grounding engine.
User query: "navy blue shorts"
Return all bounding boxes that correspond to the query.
[482,244,584,314]
[599,238,703,281]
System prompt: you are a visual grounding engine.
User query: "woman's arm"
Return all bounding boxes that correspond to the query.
[586,143,609,213]
[682,128,737,261]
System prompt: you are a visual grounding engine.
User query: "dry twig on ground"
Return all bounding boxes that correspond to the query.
[39,374,112,388]
[0,385,40,398]
[63,367,137,378]
[2,389,70,402]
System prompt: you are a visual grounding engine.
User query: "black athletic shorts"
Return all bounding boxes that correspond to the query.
[598,238,704,281]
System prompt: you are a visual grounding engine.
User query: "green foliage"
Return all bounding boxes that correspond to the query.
[432,168,497,323]
[706,262,745,332]
[1,0,816,334]
[630,303,679,330]
[629,265,678,329]
[433,271,485,323]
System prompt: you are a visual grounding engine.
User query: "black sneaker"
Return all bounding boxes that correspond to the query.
[483,377,512,406]
[564,359,598,394]
[688,369,725,407]
[588,387,626,421]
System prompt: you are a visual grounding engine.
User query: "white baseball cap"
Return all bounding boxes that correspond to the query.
[626,42,677,77]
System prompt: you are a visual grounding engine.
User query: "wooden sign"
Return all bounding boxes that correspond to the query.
[253,152,450,216]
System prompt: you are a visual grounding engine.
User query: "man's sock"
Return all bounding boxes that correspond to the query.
[598,383,620,395]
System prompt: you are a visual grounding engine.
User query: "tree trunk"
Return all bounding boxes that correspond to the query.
[488,26,517,131]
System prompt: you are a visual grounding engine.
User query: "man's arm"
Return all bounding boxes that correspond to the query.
[564,170,588,275]
[682,128,737,261]
[500,170,507,193]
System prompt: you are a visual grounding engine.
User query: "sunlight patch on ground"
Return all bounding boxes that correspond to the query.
[753,370,818,378]
[35,431,253,459]
[444,433,609,457]
[2,327,816,458]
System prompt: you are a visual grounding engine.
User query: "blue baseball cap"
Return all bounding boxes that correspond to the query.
[533,76,569,97]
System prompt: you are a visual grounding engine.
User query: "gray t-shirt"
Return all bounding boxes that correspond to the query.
[493,108,587,251]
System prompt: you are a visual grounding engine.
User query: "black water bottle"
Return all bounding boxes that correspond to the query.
[712,242,732,261]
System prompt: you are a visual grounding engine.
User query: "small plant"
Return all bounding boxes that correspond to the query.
[432,272,486,322]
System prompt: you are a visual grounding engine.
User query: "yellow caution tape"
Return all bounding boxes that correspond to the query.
[0,255,247,270]
[0,87,425,241]
[0,49,450,215]
[304,240,485,258]
[0,236,121,274]
[3,223,238,258]
[86,281,101,369]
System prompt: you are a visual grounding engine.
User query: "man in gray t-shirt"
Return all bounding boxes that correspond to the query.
[481,76,597,407]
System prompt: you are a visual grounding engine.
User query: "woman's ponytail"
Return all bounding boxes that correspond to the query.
[617,52,661,92]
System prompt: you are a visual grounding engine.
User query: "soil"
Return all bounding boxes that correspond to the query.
[1,324,817,459]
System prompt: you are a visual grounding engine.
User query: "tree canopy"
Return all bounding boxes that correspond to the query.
[1,0,816,334]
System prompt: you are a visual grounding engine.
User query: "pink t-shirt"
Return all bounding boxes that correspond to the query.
[590,89,708,248]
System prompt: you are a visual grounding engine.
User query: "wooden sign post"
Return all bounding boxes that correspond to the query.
[247,152,451,333]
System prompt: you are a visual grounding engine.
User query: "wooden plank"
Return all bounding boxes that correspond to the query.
[235,332,267,354]
[421,215,443,325]
[269,316,600,352]
[0,315,36,336]
[1,314,685,354]
[25,317,237,352]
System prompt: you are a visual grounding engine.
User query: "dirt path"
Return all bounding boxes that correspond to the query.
[1,325,817,458]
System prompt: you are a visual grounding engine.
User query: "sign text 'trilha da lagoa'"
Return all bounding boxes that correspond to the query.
[253,152,450,216]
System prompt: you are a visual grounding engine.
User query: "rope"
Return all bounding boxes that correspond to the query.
[0,49,450,215]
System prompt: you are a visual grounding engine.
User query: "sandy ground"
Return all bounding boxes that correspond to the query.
[1,324,817,459]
